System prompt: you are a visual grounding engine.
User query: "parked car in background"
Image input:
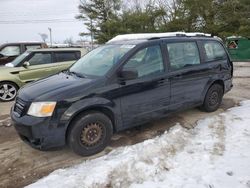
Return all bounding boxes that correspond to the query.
[0,48,87,102]
[0,42,48,66]
[11,32,233,156]
[226,36,250,62]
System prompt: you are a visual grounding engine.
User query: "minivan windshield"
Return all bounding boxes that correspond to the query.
[10,51,30,67]
[69,44,135,77]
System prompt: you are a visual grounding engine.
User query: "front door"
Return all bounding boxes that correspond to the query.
[19,52,53,83]
[119,44,170,128]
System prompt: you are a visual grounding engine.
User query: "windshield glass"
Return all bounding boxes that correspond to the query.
[11,51,30,66]
[69,44,135,77]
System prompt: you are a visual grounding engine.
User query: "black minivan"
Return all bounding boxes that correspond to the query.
[11,33,233,156]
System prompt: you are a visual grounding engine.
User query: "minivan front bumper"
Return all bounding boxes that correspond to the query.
[11,109,66,150]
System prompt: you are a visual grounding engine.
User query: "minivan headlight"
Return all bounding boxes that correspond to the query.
[27,102,56,117]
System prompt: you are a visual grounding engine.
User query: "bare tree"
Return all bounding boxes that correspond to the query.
[38,33,48,42]
[64,37,74,45]
[122,0,151,11]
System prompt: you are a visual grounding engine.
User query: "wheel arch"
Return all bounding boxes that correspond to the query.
[212,80,225,93]
[0,80,20,89]
[202,79,225,102]
[65,105,116,143]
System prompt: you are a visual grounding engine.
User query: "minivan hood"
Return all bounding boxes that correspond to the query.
[18,72,95,101]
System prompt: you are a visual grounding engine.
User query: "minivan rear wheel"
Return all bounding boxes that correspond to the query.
[0,82,18,102]
[67,112,113,156]
[200,84,223,112]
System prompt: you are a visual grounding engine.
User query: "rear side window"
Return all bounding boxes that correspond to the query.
[167,42,200,70]
[203,41,227,61]
[54,52,78,62]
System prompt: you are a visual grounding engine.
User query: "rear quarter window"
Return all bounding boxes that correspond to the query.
[203,41,227,62]
[0,45,21,56]
[76,51,81,59]
[54,51,78,62]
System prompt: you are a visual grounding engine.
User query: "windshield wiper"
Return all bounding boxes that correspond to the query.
[62,70,86,78]
[68,70,85,78]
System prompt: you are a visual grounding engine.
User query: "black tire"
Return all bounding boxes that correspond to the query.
[67,112,113,156]
[0,82,18,102]
[200,84,223,112]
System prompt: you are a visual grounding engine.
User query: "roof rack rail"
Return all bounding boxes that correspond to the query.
[108,32,212,43]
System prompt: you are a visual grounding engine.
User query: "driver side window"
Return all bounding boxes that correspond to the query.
[28,52,52,66]
[123,45,164,78]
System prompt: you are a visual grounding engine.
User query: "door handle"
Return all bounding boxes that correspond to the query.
[157,78,168,84]
[158,80,165,84]
[173,74,182,79]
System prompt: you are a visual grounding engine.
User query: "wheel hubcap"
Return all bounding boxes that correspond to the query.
[0,84,17,101]
[80,122,103,147]
[209,91,219,106]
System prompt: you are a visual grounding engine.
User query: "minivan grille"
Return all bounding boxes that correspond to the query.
[14,98,27,117]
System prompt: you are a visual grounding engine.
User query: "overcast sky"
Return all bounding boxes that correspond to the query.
[0,0,87,44]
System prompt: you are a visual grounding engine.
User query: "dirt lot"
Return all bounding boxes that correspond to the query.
[0,62,249,188]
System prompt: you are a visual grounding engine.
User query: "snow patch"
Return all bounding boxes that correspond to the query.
[27,101,250,188]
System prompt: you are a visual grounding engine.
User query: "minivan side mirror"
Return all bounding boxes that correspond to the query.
[23,61,30,68]
[119,68,138,81]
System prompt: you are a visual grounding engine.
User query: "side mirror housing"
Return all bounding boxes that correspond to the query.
[0,53,5,59]
[119,68,138,81]
[23,61,30,68]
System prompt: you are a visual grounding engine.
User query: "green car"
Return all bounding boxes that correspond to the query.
[0,48,87,102]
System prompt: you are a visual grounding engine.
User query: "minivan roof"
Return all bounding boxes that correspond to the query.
[107,32,212,44]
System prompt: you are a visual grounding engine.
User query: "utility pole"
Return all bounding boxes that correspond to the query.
[48,27,52,47]
[90,18,94,50]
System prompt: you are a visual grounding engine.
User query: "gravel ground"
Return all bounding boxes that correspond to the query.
[0,62,249,188]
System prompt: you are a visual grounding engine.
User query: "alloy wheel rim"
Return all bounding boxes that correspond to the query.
[0,84,17,101]
[80,122,104,147]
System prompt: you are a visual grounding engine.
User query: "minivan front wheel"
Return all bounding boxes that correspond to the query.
[0,82,18,102]
[67,112,113,156]
[201,84,223,112]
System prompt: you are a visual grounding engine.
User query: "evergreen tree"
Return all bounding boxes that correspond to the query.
[77,0,250,43]
[76,0,121,43]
